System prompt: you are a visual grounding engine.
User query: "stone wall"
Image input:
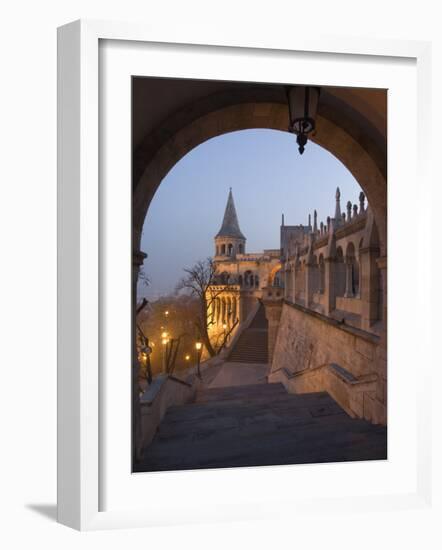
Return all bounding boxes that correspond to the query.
[269,301,386,424]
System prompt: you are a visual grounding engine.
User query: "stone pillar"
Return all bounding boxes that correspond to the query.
[283,265,288,299]
[323,257,336,316]
[359,246,380,330]
[305,263,312,308]
[262,293,284,369]
[377,256,387,325]
[133,249,147,462]
[344,259,354,298]
[284,265,293,301]
[318,261,325,294]
[238,291,245,324]
[375,257,387,425]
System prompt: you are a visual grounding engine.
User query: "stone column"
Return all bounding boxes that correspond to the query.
[344,259,354,298]
[262,288,284,369]
[377,256,387,326]
[283,265,288,299]
[318,261,325,294]
[375,256,387,425]
[304,263,312,308]
[238,291,245,324]
[359,246,380,330]
[292,263,297,303]
[133,249,147,462]
[323,257,336,316]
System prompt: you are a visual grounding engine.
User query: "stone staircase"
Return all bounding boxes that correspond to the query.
[228,304,268,363]
[136,382,387,472]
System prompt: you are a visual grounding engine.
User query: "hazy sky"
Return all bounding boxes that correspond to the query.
[139,129,361,299]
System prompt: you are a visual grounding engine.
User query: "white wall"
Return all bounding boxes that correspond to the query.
[0,1,441,548]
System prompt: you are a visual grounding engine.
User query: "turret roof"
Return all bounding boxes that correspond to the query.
[215,188,246,240]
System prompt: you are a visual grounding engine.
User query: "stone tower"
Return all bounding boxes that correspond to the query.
[214,188,246,258]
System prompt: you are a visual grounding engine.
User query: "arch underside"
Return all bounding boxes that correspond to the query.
[133,93,386,255]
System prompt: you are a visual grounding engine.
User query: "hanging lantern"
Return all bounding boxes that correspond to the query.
[286,85,320,155]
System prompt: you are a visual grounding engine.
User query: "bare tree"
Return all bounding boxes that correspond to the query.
[176,258,235,357]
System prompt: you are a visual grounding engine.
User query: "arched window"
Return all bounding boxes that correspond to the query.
[228,243,233,256]
[238,243,244,254]
[238,274,243,287]
[244,270,252,286]
[216,245,219,256]
[345,242,358,297]
[272,269,282,288]
[221,244,226,255]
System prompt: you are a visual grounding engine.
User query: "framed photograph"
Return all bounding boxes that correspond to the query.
[57,19,432,530]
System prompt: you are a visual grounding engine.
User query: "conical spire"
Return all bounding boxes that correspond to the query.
[215,188,246,240]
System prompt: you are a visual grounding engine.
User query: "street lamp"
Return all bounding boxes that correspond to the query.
[286,85,320,155]
[195,341,203,379]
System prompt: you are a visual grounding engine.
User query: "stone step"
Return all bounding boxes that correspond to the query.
[194,382,288,402]
[227,304,269,363]
[137,381,387,472]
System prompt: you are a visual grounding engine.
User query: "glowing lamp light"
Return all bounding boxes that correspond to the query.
[185,355,190,361]
[222,323,227,330]
[195,341,202,351]
[161,331,168,339]
[162,338,168,346]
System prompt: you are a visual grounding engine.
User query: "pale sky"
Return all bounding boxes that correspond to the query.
[138,129,362,300]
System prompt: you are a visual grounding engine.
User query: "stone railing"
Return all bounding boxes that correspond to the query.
[139,355,225,451]
[270,363,379,422]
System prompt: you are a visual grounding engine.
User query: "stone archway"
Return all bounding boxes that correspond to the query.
[132,83,388,455]
[133,92,386,256]
[268,262,283,287]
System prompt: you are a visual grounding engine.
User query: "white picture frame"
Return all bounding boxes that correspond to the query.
[57,19,433,531]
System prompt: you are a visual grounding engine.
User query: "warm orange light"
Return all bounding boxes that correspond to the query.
[161,331,168,339]
[162,338,168,346]
[185,355,190,361]
[165,310,169,316]
[195,342,202,351]
[222,323,227,330]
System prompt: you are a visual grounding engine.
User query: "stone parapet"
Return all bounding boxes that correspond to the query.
[269,301,386,425]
